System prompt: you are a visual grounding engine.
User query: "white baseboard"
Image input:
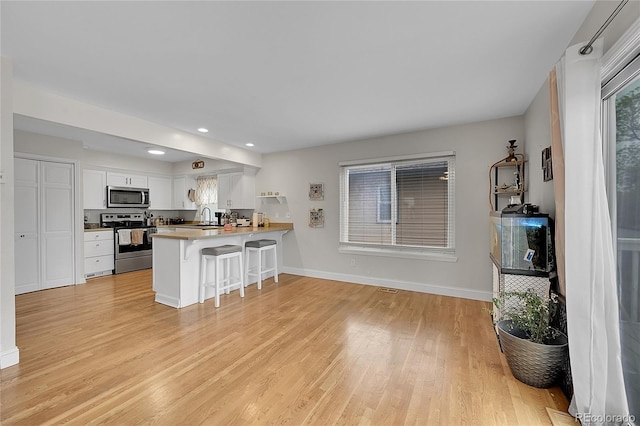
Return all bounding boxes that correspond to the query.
[155,294,180,308]
[0,346,20,369]
[281,266,492,301]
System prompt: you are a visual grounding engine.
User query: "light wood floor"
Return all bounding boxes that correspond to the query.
[1,271,569,425]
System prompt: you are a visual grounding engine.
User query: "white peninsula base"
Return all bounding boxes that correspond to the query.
[151,226,291,308]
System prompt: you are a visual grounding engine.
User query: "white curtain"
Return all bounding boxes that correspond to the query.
[557,39,630,423]
[195,176,217,206]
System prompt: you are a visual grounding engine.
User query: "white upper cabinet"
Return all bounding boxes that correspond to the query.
[148,176,173,210]
[217,171,255,210]
[83,169,107,209]
[106,171,148,188]
[172,175,197,210]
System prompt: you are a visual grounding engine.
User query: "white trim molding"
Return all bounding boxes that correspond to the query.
[281,266,491,302]
[602,16,640,84]
[0,346,20,369]
[338,150,455,167]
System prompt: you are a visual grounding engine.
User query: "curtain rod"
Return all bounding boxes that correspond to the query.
[580,0,629,55]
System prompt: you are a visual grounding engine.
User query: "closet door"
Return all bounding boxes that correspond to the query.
[14,159,76,294]
[14,158,40,294]
[40,161,75,289]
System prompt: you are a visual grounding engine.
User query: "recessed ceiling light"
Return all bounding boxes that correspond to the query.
[246,143,254,147]
[197,128,209,133]
[147,149,165,155]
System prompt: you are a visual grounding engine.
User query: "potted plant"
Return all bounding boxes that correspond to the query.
[492,289,568,388]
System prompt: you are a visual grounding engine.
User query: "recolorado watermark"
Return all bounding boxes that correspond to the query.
[574,413,636,424]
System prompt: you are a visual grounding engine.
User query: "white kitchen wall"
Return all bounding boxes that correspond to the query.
[171,158,248,176]
[257,116,525,300]
[83,149,173,175]
[14,129,174,176]
[14,129,83,160]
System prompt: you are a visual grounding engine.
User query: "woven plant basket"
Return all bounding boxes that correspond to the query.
[497,320,568,388]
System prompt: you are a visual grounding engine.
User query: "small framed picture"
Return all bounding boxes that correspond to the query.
[542,146,553,182]
[309,208,324,228]
[309,183,324,201]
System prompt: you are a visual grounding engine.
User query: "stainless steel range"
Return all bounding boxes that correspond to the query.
[100,213,157,274]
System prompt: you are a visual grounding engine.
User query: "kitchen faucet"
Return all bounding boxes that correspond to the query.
[201,207,211,225]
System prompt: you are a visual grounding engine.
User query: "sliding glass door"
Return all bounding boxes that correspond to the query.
[603,54,640,420]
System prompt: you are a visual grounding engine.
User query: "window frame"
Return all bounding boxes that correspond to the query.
[600,18,640,419]
[339,151,457,261]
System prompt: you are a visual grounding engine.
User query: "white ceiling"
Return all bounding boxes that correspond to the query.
[2,1,595,161]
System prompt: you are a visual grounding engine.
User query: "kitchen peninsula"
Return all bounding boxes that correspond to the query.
[150,223,293,308]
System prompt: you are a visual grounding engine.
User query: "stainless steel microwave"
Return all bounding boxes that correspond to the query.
[106,186,150,208]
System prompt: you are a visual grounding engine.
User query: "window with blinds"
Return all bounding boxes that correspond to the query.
[339,153,455,258]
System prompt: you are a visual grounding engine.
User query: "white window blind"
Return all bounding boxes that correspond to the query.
[195,176,217,205]
[340,153,455,257]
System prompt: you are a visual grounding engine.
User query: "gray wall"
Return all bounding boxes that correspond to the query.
[523,79,555,216]
[1,57,18,368]
[569,1,640,53]
[524,1,640,219]
[257,116,524,300]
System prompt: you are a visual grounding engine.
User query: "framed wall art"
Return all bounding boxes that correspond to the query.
[309,183,324,201]
[542,146,553,182]
[309,208,324,228]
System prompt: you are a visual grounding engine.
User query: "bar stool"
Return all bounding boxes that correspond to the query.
[200,245,244,307]
[244,239,278,289]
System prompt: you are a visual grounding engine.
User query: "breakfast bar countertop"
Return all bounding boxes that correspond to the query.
[150,223,294,240]
[151,223,292,308]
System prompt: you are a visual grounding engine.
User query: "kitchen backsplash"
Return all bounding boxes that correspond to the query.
[84,209,198,224]
[84,204,291,225]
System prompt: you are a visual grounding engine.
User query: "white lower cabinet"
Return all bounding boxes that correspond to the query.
[84,230,114,278]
